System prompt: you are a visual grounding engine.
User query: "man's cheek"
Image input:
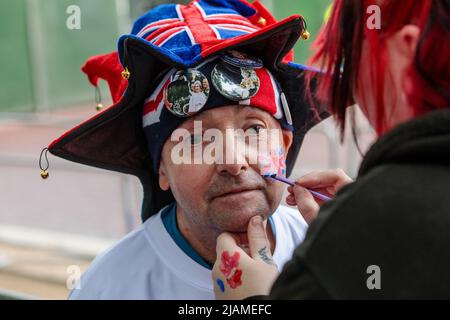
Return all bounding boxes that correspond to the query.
[266,184,284,209]
[173,171,208,202]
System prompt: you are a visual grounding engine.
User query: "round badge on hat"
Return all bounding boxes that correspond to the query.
[212,62,261,101]
[164,69,210,117]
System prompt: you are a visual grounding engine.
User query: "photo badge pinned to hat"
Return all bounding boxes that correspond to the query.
[212,51,262,101]
[165,69,210,117]
[164,50,265,118]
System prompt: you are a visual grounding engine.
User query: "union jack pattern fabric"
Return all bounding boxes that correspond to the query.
[130,0,261,60]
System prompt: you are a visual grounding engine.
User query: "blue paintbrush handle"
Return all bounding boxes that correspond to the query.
[263,174,333,202]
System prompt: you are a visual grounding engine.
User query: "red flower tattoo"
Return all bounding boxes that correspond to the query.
[226,268,243,289]
[220,251,240,277]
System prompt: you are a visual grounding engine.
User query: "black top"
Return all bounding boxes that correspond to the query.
[269,109,450,299]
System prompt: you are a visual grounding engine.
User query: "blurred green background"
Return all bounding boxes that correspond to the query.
[0,0,330,114]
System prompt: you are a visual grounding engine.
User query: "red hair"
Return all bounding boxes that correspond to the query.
[309,0,450,136]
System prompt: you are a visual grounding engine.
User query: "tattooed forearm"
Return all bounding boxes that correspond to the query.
[258,246,276,266]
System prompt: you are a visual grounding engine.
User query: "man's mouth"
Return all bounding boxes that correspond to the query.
[212,187,262,200]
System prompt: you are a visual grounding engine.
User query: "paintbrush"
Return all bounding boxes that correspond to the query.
[263,173,333,202]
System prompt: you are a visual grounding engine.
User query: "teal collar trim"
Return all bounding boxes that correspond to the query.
[161,202,277,270]
[161,203,212,269]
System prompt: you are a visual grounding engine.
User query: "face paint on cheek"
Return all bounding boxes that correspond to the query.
[258,147,287,177]
[219,251,243,289]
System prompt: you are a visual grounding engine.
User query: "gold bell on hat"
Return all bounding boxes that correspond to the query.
[39,148,50,180]
[121,67,131,80]
[257,17,267,27]
[300,16,310,40]
[40,170,49,179]
[94,86,103,112]
[301,30,310,40]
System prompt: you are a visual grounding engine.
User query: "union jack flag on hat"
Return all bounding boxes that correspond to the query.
[117,0,303,67]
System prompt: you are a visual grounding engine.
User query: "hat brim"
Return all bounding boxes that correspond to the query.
[48,16,329,222]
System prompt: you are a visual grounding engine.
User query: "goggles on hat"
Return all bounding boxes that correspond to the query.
[162,50,292,126]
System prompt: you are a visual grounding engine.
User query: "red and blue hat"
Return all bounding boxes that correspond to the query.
[46,0,329,222]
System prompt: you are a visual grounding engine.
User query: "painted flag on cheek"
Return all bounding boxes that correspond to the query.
[258,147,287,177]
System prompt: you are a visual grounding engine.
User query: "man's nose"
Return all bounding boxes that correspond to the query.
[215,130,249,176]
[216,161,249,176]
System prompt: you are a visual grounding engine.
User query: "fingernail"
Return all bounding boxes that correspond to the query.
[252,215,263,226]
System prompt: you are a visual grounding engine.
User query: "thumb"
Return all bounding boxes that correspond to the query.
[216,232,240,257]
[247,216,273,263]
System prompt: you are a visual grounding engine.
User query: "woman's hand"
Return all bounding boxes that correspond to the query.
[212,216,279,300]
[286,169,353,224]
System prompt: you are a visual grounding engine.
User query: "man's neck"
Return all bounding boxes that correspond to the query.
[175,205,276,265]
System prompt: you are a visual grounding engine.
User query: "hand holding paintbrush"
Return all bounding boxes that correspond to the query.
[263,173,332,202]
[258,150,352,224]
[263,169,353,225]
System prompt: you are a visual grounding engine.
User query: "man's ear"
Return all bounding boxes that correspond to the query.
[282,130,293,152]
[158,161,170,191]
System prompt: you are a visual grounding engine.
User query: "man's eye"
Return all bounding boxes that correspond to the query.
[247,125,264,135]
[189,134,203,146]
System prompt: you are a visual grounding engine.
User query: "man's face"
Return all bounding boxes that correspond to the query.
[159,105,293,233]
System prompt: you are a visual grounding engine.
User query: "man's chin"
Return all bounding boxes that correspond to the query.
[208,201,271,233]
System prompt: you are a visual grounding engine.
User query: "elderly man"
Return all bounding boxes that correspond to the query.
[44,0,326,299]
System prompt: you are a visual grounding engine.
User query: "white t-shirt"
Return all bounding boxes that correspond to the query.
[69,205,308,300]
